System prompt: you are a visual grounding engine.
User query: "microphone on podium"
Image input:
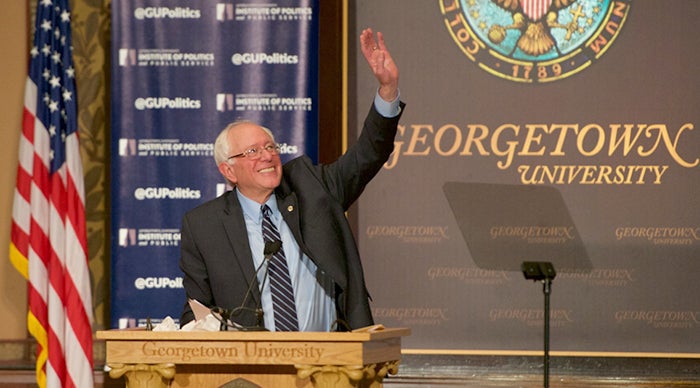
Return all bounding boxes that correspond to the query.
[226,239,282,331]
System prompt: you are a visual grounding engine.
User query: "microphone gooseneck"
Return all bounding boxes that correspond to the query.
[224,240,282,331]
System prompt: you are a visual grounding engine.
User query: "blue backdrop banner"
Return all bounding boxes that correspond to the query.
[110,0,319,328]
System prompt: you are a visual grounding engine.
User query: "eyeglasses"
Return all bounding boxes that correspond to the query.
[227,143,280,161]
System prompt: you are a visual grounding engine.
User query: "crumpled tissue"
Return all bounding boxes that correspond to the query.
[151,314,222,332]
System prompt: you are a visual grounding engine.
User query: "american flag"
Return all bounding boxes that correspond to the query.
[9,0,93,387]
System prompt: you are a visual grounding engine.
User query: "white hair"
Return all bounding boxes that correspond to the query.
[213,120,276,165]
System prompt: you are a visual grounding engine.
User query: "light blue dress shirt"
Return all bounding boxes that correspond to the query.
[375,90,401,118]
[237,191,336,331]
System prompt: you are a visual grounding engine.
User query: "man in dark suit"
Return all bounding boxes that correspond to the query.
[179,28,404,331]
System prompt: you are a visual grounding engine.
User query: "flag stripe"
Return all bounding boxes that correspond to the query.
[520,0,552,21]
[10,0,93,387]
[10,199,31,256]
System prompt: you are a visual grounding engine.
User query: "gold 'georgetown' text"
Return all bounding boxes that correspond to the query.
[384,122,698,185]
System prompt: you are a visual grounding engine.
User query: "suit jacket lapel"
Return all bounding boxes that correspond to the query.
[275,175,346,289]
[276,190,306,252]
[221,191,260,306]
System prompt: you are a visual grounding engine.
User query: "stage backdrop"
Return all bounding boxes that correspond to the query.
[110,0,319,328]
[353,0,699,354]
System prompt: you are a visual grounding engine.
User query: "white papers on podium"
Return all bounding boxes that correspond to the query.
[189,298,212,321]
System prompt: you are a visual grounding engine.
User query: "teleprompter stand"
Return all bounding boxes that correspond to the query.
[522,261,557,388]
[443,182,592,388]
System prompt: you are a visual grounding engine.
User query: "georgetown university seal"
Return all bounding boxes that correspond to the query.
[440,0,631,83]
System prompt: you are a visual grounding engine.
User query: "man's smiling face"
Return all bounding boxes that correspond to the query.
[220,122,282,204]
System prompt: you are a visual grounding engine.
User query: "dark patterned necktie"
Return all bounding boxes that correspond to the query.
[261,205,299,331]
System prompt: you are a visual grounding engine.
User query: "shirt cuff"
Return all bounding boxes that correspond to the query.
[374,89,401,118]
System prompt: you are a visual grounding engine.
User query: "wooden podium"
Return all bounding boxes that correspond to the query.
[97,327,410,388]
